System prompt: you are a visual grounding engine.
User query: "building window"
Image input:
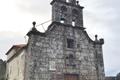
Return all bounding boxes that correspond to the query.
[67,39,74,48]
[60,6,67,24]
[60,18,65,23]
[72,20,75,26]
[49,61,56,70]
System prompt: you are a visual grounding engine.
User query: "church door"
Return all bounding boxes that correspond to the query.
[64,74,79,80]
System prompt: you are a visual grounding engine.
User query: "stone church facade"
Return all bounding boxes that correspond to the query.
[6,0,105,80]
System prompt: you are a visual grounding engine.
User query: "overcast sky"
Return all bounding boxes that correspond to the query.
[0,0,120,76]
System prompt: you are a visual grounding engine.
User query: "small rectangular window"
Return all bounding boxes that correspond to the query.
[49,61,56,70]
[72,21,75,26]
[67,39,74,48]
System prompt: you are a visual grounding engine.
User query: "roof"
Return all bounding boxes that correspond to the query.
[6,44,26,55]
[6,44,26,62]
[105,77,116,80]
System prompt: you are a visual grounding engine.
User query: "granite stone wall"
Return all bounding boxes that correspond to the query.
[24,0,105,80]
[25,22,105,80]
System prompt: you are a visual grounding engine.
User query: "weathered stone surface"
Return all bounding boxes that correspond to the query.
[24,0,105,80]
[6,0,105,80]
[25,21,105,80]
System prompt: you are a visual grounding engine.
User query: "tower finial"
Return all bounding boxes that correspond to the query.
[76,1,79,5]
[95,35,98,41]
[32,21,36,27]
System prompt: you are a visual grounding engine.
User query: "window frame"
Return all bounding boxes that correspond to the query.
[66,38,74,49]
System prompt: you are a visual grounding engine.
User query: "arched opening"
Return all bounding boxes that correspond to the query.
[72,20,75,26]
[60,6,67,23]
[61,6,67,13]
[60,18,65,23]
[72,9,79,16]
[72,9,79,26]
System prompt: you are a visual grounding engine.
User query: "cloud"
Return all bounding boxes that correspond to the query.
[82,0,120,76]
[0,31,26,60]
[16,0,51,16]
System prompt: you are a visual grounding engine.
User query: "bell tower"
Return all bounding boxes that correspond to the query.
[51,0,84,27]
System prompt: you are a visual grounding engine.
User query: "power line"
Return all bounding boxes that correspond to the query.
[36,19,51,27]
